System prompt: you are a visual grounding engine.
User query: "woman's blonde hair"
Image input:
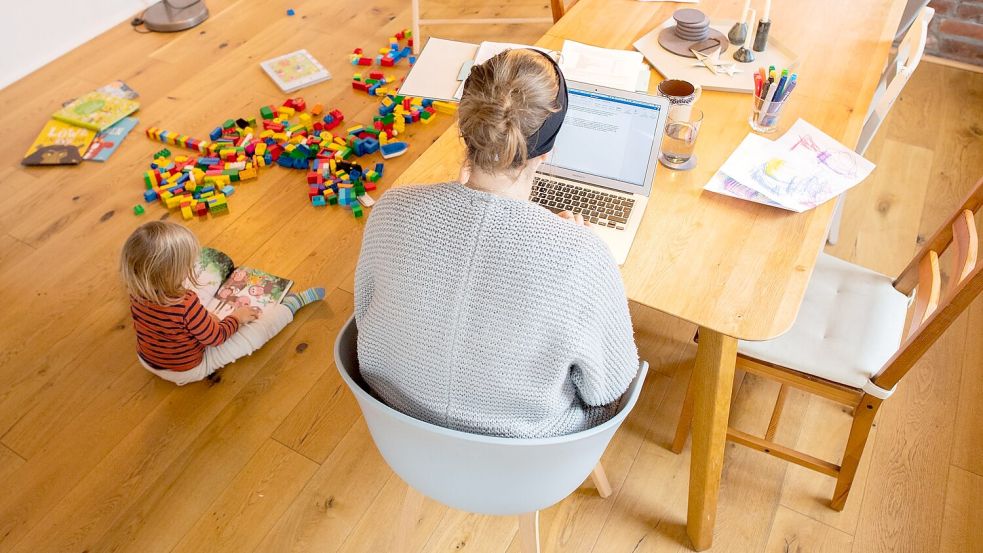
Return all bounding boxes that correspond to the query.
[458,49,561,175]
[120,221,200,305]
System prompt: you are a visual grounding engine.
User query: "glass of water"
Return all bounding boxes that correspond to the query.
[660,109,703,170]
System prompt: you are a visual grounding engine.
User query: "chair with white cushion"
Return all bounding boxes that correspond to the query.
[673,176,982,511]
[334,315,648,552]
[827,5,934,245]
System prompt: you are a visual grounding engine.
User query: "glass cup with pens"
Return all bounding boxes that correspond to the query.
[750,66,796,133]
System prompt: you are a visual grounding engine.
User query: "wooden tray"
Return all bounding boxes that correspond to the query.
[634,18,799,94]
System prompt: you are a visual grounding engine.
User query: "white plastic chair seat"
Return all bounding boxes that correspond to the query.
[334,315,648,516]
[738,253,909,389]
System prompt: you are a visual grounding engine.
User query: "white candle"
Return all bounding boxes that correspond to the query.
[763,0,772,21]
[744,8,756,47]
[740,0,751,23]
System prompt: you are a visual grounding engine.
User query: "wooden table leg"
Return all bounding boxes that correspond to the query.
[686,327,738,551]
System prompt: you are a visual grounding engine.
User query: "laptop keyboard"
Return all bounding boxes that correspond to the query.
[531,176,635,230]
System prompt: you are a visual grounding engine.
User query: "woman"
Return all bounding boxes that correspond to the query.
[354,49,639,438]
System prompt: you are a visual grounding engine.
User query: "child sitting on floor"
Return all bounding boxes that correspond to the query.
[120,221,324,386]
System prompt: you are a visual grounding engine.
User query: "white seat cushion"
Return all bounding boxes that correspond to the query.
[738,253,910,389]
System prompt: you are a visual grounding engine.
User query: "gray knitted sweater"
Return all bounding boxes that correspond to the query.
[354,182,639,438]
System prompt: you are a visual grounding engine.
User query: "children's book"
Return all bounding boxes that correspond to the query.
[51,90,140,131]
[195,248,293,320]
[260,49,332,93]
[83,117,139,162]
[22,119,96,166]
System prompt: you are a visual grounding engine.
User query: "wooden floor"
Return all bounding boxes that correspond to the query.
[0,1,980,552]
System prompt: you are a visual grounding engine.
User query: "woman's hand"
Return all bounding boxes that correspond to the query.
[231,306,262,324]
[557,210,589,227]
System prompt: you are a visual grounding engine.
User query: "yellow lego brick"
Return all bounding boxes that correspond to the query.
[181,206,193,220]
[255,143,267,156]
[432,100,458,115]
[239,167,257,180]
[278,106,295,117]
[347,125,364,134]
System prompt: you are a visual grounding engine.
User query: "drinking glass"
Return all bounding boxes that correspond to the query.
[660,109,703,170]
[749,90,787,133]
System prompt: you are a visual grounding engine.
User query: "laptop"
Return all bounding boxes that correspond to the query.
[531,81,670,264]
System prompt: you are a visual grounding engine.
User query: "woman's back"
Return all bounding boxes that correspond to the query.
[355,182,638,438]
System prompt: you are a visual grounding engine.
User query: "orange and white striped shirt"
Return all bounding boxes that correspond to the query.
[130,291,239,371]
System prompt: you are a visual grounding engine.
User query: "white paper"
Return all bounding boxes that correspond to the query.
[398,37,479,101]
[453,41,553,100]
[704,170,783,207]
[707,120,875,212]
[559,40,648,92]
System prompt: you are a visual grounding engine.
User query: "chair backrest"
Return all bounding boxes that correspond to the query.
[871,176,983,391]
[855,5,933,155]
[334,315,648,516]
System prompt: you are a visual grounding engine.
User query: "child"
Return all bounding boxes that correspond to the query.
[120,221,324,385]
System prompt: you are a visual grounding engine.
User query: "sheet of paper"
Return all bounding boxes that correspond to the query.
[453,41,553,100]
[711,121,875,212]
[398,37,479,101]
[636,66,652,92]
[704,170,783,207]
[559,40,647,92]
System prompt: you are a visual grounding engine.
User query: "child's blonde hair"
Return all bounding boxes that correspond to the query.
[120,221,201,305]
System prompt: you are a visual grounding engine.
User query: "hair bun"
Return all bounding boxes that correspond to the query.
[458,50,560,174]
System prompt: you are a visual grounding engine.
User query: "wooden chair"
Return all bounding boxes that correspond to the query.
[410,0,573,54]
[334,315,648,552]
[673,175,982,511]
[827,5,934,245]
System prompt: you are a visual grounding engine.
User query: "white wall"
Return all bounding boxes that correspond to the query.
[0,0,153,90]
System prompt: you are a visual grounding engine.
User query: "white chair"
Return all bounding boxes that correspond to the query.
[410,0,569,55]
[675,176,982,510]
[334,315,648,552]
[827,5,934,245]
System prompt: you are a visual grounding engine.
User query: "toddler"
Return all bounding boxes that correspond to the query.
[120,221,324,385]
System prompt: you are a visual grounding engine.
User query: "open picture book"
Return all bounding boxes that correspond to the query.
[195,248,293,320]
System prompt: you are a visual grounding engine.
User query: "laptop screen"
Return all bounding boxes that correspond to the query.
[545,88,664,189]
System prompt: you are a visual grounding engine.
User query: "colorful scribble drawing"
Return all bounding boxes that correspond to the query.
[748,155,833,208]
[790,133,859,177]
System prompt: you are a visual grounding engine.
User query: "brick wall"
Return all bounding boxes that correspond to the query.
[927,0,983,66]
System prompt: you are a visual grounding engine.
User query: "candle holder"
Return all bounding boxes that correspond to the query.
[728,0,751,45]
[753,19,771,52]
[733,8,756,63]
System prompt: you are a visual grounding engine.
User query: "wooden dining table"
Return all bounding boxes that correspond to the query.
[392,0,907,548]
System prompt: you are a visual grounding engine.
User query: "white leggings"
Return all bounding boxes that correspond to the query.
[138,264,294,386]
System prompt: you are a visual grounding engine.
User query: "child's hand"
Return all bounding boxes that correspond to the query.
[231,306,262,324]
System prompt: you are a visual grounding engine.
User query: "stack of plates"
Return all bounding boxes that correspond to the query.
[657,8,729,58]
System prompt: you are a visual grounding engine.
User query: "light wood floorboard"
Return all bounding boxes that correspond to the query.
[0,1,980,552]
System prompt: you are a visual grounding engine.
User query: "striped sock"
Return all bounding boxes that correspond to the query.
[282,287,325,315]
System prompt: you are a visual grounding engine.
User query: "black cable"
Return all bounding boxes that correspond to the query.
[131,7,151,33]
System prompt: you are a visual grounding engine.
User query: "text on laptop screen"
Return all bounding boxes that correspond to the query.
[546,89,662,188]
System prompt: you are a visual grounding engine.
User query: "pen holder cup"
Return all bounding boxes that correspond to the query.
[749,91,787,134]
